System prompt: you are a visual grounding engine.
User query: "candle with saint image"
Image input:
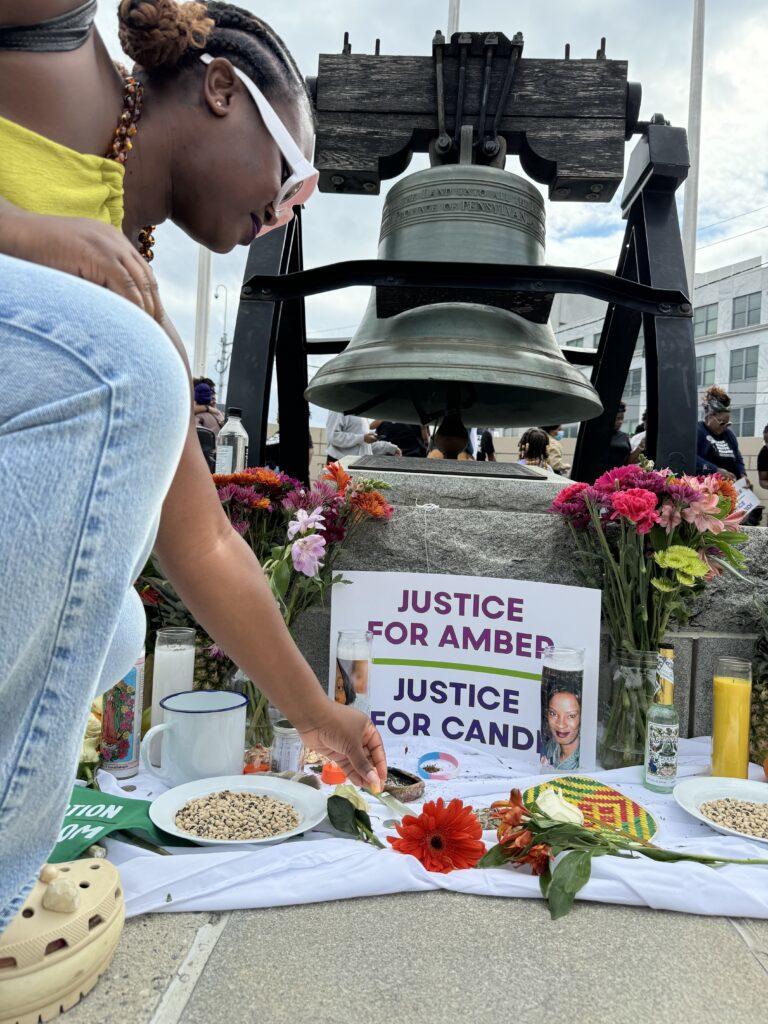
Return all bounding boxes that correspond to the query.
[334,630,373,716]
[712,657,752,779]
[150,628,196,764]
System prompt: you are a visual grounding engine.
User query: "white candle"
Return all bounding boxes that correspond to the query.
[151,644,195,728]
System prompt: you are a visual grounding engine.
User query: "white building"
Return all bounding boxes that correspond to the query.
[550,255,768,439]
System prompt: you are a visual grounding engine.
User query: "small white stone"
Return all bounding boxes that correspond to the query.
[42,878,81,913]
[38,864,60,883]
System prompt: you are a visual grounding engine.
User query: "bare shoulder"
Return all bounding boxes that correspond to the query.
[0,1,87,28]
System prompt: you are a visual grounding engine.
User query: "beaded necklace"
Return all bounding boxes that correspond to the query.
[106,72,155,262]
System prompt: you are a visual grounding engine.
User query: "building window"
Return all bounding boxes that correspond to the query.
[696,353,716,387]
[593,332,602,348]
[729,345,759,383]
[624,367,642,398]
[562,424,580,439]
[569,337,584,348]
[694,302,718,339]
[732,292,761,329]
[731,406,756,437]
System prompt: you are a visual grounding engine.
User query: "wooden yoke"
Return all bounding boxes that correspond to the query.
[310,31,642,202]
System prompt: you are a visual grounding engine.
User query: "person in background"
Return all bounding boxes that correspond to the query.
[542,425,570,475]
[427,414,474,460]
[517,428,554,472]
[633,409,647,437]
[371,439,402,457]
[264,416,314,473]
[697,386,748,483]
[476,428,496,462]
[194,379,225,437]
[370,420,428,457]
[758,424,768,491]
[325,411,377,463]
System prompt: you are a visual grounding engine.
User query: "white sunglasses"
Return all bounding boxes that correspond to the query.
[200,53,318,231]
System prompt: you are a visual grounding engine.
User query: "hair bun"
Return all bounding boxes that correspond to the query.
[706,384,730,407]
[118,0,214,69]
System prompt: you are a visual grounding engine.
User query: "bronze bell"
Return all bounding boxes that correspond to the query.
[305,164,603,427]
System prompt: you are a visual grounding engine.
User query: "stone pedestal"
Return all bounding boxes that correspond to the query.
[293,465,767,738]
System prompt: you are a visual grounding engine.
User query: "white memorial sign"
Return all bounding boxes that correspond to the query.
[329,571,602,768]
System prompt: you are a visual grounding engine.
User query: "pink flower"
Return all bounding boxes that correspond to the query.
[609,488,659,534]
[657,501,682,533]
[287,508,325,539]
[682,493,725,534]
[550,482,592,529]
[291,533,326,577]
[593,466,667,495]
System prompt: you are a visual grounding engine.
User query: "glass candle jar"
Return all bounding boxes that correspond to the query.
[712,657,752,779]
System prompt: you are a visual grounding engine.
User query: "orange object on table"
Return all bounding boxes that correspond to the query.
[243,762,270,774]
[321,761,347,784]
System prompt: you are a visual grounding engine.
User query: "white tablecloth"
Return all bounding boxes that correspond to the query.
[96,737,768,919]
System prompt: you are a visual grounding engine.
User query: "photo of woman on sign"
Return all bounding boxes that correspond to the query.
[542,687,581,769]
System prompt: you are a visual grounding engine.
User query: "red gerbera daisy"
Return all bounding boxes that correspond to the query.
[388,798,485,873]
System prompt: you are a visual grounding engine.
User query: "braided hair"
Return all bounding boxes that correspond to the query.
[518,427,549,464]
[117,1,311,110]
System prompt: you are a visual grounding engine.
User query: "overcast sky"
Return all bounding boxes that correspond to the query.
[95,0,768,414]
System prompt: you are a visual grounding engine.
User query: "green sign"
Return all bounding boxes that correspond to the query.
[51,785,192,863]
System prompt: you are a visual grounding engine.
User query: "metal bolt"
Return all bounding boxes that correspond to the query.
[590,183,604,193]
[242,286,252,296]
[482,138,500,157]
[658,303,671,314]
[554,186,571,197]
[585,193,598,200]
[363,182,377,193]
[681,302,693,315]
[330,174,345,186]
[260,288,273,297]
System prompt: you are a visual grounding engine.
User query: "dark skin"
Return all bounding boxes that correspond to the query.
[0,1,386,789]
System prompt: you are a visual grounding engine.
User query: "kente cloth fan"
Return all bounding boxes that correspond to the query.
[524,775,658,842]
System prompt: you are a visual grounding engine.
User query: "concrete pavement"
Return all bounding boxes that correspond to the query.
[66,893,768,1024]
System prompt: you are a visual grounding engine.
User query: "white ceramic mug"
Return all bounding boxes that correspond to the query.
[141,689,247,787]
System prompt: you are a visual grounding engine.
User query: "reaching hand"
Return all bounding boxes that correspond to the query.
[298,702,387,790]
[364,431,379,444]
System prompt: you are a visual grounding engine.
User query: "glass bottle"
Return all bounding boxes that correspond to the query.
[643,645,679,793]
[215,406,249,473]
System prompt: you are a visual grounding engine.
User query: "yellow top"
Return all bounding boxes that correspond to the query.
[0,114,124,228]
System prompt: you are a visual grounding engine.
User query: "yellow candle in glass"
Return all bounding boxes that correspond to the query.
[711,658,752,779]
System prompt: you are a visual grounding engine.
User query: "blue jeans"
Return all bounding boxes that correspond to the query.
[0,254,188,931]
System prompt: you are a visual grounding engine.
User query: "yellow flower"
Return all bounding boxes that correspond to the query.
[653,545,708,586]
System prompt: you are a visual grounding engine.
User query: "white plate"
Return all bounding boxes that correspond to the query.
[673,776,768,845]
[149,774,327,846]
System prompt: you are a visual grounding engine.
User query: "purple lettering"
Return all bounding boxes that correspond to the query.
[462,626,490,652]
[536,634,555,658]
[434,592,451,615]
[515,632,532,658]
[488,721,510,747]
[503,690,520,714]
[508,598,524,622]
[384,622,408,645]
[481,595,504,619]
[494,630,513,654]
[388,712,411,735]
[412,713,430,736]
[438,624,460,649]
[411,622,429,647]
[442,716,464,740]
[477,686,500,711]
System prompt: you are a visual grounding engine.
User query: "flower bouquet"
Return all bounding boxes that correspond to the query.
[479,786,768,919]
[550,464,748,768]
[138,463,392,747]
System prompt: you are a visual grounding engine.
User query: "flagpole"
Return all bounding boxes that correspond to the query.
[681,0,705,295]
[192,244,212,379]
[448,0,460,36]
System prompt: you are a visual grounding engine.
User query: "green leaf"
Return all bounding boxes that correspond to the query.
[554,849,594,894]
[539,864,553,898]
[270,557,292,601]
[547,885,577,920]
[326,795,360,839]
[477,843,510,868]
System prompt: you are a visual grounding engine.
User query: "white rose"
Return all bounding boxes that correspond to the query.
[537,787,584,825]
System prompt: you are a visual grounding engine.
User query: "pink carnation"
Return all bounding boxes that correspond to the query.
[550,482,592,529]
[609,487,659,534]
[593,465,667,496]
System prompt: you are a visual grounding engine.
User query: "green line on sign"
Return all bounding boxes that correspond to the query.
[372,657,541,682]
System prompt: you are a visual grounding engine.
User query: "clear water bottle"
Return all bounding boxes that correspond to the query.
[215,406,249,473]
